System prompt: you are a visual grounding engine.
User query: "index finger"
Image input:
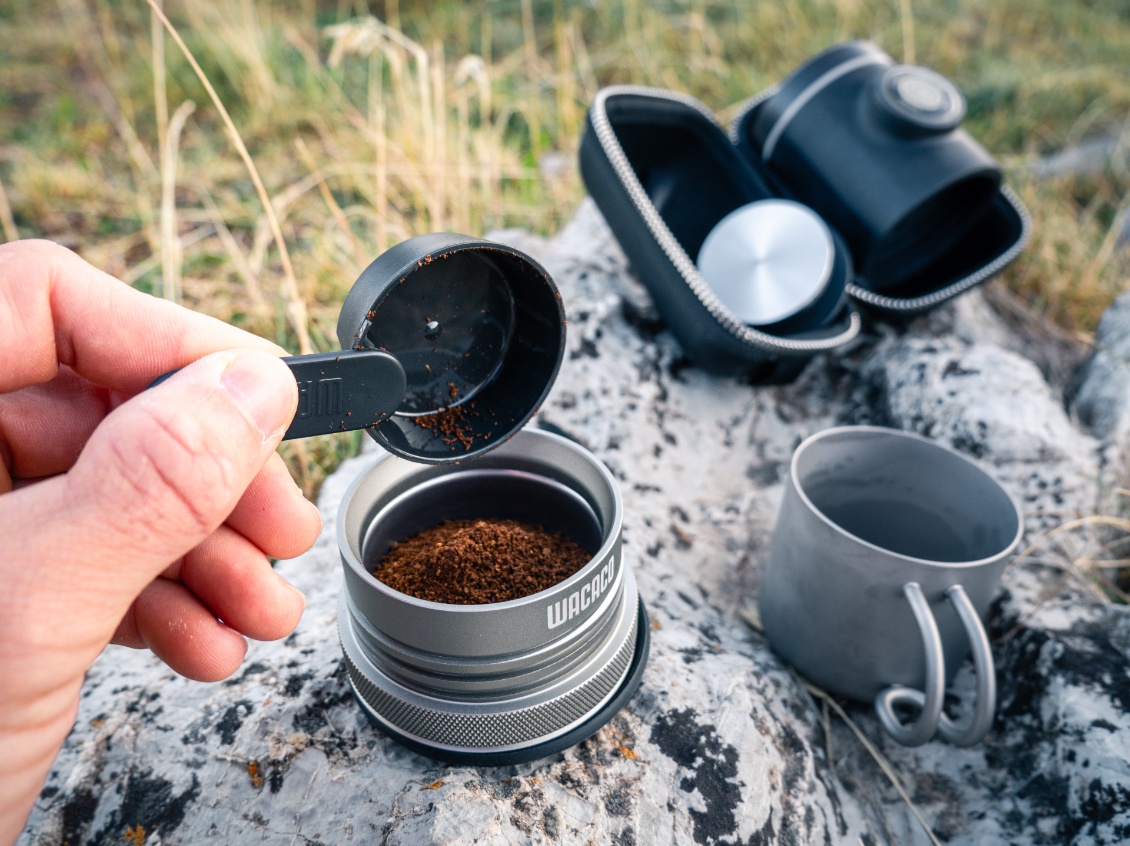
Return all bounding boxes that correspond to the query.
[0,239,287,394]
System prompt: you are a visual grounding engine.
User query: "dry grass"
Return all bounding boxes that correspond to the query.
[1,0,1129,491]
[805,681,944,846]
[743,609,942,841]
[996,494,1130,632]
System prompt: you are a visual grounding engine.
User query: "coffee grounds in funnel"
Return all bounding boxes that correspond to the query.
[412,404,478,451]
[374,518,591,604]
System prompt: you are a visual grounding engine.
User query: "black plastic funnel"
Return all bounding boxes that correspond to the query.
[149,234,564,464]
[337,233,565,463]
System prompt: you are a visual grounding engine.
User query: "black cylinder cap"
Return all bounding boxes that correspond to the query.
[337,234,565,464]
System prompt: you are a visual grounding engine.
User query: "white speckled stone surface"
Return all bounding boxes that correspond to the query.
[20,201,1130,845]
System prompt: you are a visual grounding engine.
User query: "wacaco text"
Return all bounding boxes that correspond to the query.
[547,555,616,629]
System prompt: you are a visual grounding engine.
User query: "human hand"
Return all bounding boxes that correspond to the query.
[0,241,322,844]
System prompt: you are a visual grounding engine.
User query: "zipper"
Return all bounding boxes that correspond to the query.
[590,85,861,355]
[845,185,1031,312]
[728,85,778,144]
[729,89,1032,314]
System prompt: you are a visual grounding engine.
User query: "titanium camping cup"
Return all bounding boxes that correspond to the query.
[759,426,1023,747]
[331,236,649,764]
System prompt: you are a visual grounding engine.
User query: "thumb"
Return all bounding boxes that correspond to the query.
[53,349,296,606]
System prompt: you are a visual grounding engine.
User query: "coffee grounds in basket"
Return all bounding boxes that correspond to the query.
[374,518,591,604]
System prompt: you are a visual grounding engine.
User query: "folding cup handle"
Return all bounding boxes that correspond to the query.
[936,585,996,747]
[873,582,996,747]
[873,582,945,746]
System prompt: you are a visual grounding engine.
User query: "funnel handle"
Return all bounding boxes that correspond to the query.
[148,349,407,440]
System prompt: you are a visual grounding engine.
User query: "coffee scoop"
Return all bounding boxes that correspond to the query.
[153,234,565,464]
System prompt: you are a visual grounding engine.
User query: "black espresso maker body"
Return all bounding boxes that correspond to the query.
[745,41,1003,293]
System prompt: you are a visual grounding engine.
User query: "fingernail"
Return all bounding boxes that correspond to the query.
[278,572,307,608]
[307,499,325,534]
[221,351,296,440]
[217,621,250,651]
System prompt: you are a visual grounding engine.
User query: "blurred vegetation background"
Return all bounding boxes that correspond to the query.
[1,0,1128,491]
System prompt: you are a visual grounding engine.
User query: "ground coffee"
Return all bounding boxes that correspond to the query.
[374,518,591,604]
[412,404,478,451]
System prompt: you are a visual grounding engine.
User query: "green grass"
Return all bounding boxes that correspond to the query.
[1,0,1129,491]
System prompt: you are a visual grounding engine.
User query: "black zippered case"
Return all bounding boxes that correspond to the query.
[580,86,861,380]
[579,85,1029,378]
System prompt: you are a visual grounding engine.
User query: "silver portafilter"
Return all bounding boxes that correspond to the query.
[332,236,647,764]
[338,428,647,764]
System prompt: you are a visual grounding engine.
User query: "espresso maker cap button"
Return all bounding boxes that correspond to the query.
[878,65,966,132]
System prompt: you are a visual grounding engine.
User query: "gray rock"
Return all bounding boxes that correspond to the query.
[1029,131,1129,180]
[857,335,1098,525]
[1028,131,1130,249]
[1073,291,1130,444]
[20,200,1130,845]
